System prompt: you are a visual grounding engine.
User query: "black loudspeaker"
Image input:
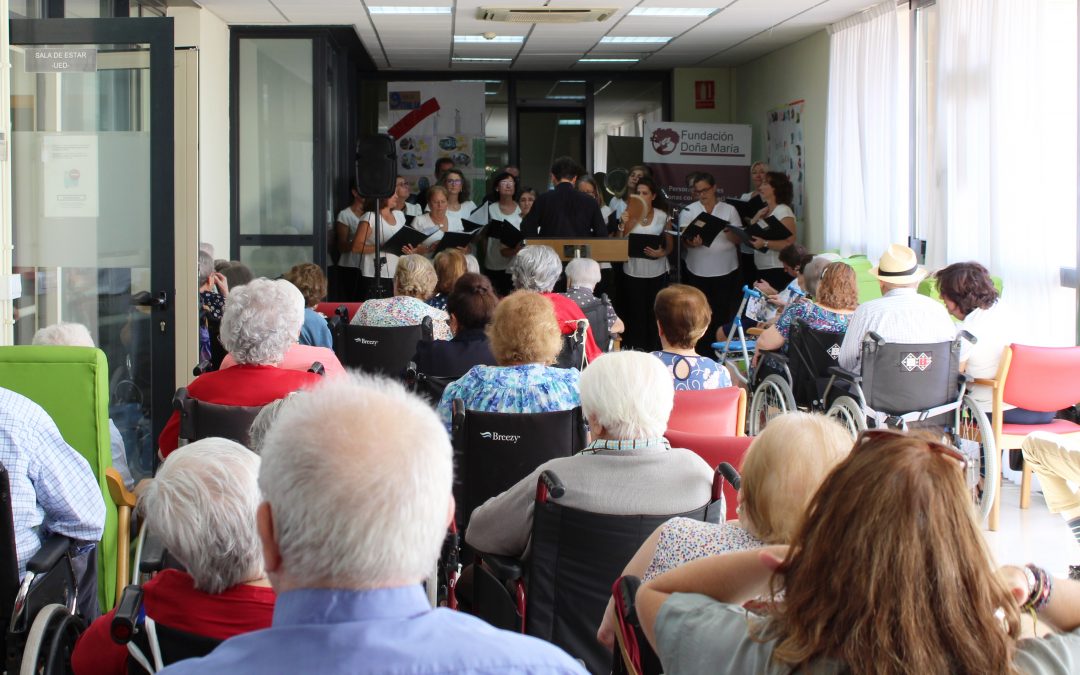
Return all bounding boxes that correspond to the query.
[355,134,397,198]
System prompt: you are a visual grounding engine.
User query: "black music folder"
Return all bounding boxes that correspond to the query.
[434,228,484,253]
[489,219,525,248]
[746,215,792,241]
[461,218,486,233]
[727,195,765,221]
[382,225,430,256]
[628,233,664,259]
[684,212,729,247]
[723,223,753,246]
[403,213,416,227]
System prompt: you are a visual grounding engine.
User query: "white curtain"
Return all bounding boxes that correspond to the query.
[824,1,909,258]
[926,0,1076,346]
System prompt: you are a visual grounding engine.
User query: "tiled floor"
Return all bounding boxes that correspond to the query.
[984,481,1078,577]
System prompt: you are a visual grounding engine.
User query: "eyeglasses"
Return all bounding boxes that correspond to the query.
[854,429,968,470]
[445,178,463,185]
[498,179,515,186]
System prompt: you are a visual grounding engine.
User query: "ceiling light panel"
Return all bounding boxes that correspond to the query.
[628,7,716,17]
[369,6,452,14]
[454,35,525,43]
[578,57,639,62]
[452,56,513,62]
[599,36,671,43]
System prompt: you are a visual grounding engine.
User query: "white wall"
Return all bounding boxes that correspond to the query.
[169,5,231,259]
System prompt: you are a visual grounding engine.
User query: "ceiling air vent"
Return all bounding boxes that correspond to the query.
[477,7,617,23]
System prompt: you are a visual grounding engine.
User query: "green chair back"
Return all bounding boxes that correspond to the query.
[836,255,882,304]
[0,346,118,611]
[918,275,1004,304]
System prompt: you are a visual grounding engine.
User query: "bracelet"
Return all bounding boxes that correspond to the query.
[1022,564,1053,613]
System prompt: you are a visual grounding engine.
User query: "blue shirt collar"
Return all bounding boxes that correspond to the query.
[273,585,430,627]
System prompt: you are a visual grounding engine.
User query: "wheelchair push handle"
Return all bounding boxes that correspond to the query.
[111,584,144,645]
[537,470,566,501]
[718,462,742,491]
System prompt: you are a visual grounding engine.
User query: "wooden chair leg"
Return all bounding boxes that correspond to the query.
[988,470,1001,531]
[1020,462,1032,509]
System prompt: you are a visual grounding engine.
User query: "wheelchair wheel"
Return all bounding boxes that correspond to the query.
[826,396,866,439]
[19,603,82,675]
[953,395,998,526]
[748,375,797,435]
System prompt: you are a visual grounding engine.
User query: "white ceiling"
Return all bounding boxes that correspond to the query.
[195,0,880,71]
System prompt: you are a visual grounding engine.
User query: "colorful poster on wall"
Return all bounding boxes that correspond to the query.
[387,82,486,199]
[766,100,805,220]
[642,121,752,212]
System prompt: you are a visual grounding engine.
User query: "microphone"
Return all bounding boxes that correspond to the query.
[718,462,741,491]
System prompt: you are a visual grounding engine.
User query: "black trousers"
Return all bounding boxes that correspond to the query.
[683,267,741,356]
[617,271,668,352]
[756,267,795,296]
[485,268,514,297]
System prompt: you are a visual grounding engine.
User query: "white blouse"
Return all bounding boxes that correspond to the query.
[752,203,795,271]
[624,209,670,279]
[481,202,523,272]
[360,209,405,278]
[412,212,463,253]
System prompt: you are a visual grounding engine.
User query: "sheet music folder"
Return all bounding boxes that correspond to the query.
[683,212,728,247]
[628,233,664,259]
[382,225,430,256]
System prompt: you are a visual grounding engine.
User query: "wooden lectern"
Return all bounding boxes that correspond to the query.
[524,237,629,262]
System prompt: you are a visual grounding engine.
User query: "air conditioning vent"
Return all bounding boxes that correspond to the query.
[478,7,617,23]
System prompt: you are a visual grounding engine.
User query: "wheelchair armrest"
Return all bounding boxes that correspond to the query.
[865,331,885,346]
[758,350,790,367]
[827,365,861,383]
[26,535,73,574]
[972,377,998,389]
[480,552,524,582]
[746,327,764,337]
[110,584,144,645]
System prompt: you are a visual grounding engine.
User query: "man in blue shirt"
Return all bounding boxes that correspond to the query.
[162,374,585,675]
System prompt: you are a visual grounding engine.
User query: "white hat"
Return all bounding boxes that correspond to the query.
[869,244,927,285]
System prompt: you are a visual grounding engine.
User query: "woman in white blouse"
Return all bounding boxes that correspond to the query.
[618,177,673,351]
[411,186,463,256]
[480,170,522,296]
[438,168,477,220]
[352,193,406,298]
[748,171,797,292]
[608,164,651,221]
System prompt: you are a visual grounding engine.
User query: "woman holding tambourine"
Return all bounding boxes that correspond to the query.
[616,177,673,352]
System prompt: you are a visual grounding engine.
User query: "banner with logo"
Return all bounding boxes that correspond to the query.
[642,121,752,212]
[766,100,805,220]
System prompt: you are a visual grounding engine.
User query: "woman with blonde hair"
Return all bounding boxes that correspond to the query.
[429,248,467,311]
[436,290,579,431]
[638,429,1080,674]
[284,262,332,349]
[351,254,452,340]
[597,412,851,648]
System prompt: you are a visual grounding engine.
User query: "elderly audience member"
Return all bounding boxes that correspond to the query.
[413,273,498,378]
[0,386,104,617]
[436,291,579,431]
[638,429,1080,674]
[160,375,585,674]
[430,248,468,311]
[509,245,601,362]
[838,244,956,371]
[73,439,274,675]
[598,412,852,647]
[198,251,228,321]
[221,261,254,290]
[32,322,135,489]
[351,254,452,340]
[563,257,624,336]
[466,351,714,558]
[283,263,332,349]
[1022,433,1080,579]
[247,393,302,455]
[753,259,857,357]
[652,285,731,390]
[159,279,322,457]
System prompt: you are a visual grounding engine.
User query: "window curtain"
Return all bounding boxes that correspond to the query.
[824,1,909,258]
[926,0,1076,346]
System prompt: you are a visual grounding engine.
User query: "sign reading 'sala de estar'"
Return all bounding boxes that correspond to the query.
[26,48,98,73]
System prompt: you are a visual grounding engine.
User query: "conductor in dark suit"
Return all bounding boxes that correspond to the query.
[521,156,606,238]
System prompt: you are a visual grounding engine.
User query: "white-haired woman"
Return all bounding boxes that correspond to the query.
[562,257,624,336]
[465,350,714,558]
[158,278,322,458]
[71,438,275,675]
[509,245,601,362]
[33,322,136,489]
[351,254,452,340]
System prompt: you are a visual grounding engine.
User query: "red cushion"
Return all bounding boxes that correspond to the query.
[1001,418,1080,439]
[315,302,363,322]
[664,430,752,521]
[667,388,743,437]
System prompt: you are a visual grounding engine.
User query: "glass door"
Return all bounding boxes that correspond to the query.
[516,108,587,192]
[10,18,174,479]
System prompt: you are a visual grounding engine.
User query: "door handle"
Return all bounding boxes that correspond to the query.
[131,290,168,310]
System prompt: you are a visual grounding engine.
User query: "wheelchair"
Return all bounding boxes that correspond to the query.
[554,320,589,371]
[823,331,999,524]
[333,315,434,378]
[471,469,726,674]
[1,463,85,675]
[404,363,458,406]
[747,320,846,435]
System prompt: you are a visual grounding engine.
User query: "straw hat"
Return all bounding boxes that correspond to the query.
[869,244,927,285]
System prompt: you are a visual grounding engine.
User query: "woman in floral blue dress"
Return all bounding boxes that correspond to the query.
[651,284,731,390]
[437,290,579,431]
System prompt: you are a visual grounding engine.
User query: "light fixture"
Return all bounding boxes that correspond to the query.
[369,6,451,14]
[453,57,513,62]
[559,80,586,83]
[455,35,524,43]
[548,95,586,100]
[599,36,670,44]
[628,8,715,17]
[558,119,583,126]
[578,58,639,63]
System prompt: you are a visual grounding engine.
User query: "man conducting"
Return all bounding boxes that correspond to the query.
[522,156,606,238]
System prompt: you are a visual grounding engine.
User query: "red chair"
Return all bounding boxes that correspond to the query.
[663,429,753,521]
[976,344,1080,531]
[314,301,363,323]
[667,387,746,437]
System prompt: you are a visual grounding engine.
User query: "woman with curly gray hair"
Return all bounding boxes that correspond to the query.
[157,278,322,457]
[351,254,452,340]
[509,245,602,362]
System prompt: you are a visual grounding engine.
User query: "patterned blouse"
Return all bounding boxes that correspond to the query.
[644,518,764,581]
[651,351,732,390]
[774,301,851,341]
[199,290,225,321]
[563,287,619,330]
[428,293,448,312]
[351,295,452,340]
[436,364,580,431]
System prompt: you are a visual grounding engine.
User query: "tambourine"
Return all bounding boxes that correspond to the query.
[622,194,648,230]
